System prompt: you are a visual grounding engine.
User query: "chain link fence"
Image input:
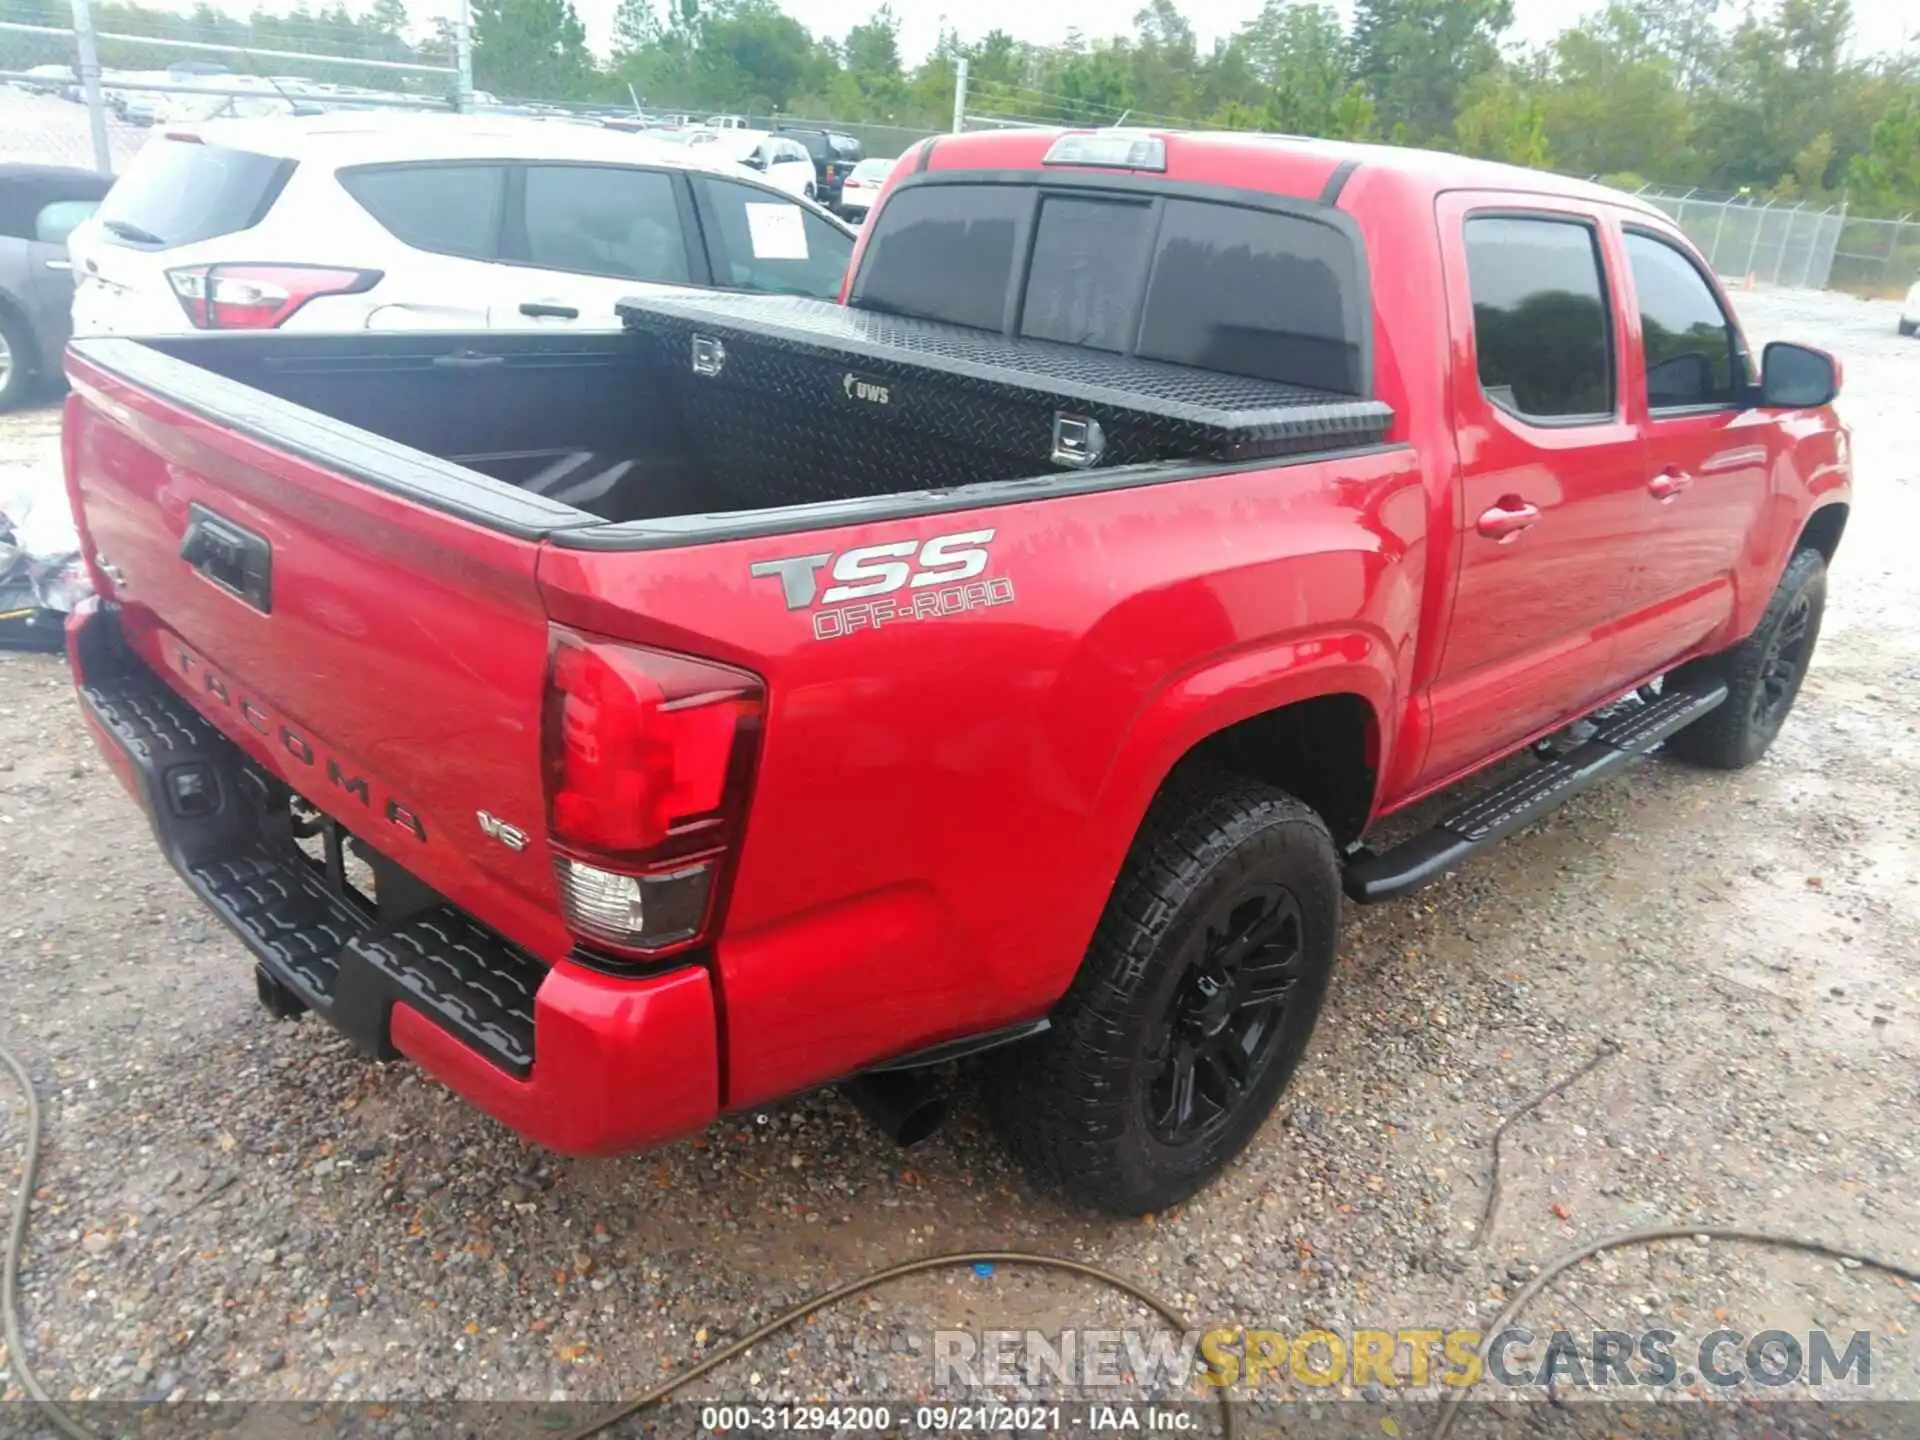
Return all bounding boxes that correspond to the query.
[1633,187,1845,290]
[1829,212,1920,299]
[2,0,466,174]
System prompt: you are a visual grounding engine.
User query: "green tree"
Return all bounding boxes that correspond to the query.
[1454,68,1552,167]
[1540,5,1690,180]
[471,0,593,98]
[1351,0,1513,143]
[1846,94,1920,212]
[1238,1,1351,135]
[1691,0,1854,192]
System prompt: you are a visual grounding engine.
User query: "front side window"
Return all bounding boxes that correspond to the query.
[1463,215,1613,422]
[522,165,688,283]
[695,177,852,297]
[1625,230,1743,409]
[341,163,505,260]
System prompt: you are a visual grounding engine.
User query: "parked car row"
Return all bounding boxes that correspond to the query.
[45,114,855,356]
[0,109,905,409]
[0,163,113,410]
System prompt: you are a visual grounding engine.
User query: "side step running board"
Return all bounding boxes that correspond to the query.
[1344,683,1728,904]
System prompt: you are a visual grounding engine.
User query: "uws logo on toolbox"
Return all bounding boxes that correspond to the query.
[750,527,1015,641]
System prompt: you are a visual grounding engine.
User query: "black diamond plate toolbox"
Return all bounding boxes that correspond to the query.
[617,293,1394,506]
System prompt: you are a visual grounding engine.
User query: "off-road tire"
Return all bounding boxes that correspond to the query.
[1665,546,1827,770]
[981,769,1340,1215]
[1899,319,1917,338]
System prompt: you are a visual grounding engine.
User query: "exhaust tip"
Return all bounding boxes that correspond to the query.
[842,1071,949,1147]
[893,1092,948,1147]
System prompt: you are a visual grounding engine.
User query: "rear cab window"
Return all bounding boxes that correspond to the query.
[851,180,1369,395]
[94,138,291,248]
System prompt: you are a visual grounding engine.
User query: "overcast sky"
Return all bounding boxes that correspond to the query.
[561,0,1920,67]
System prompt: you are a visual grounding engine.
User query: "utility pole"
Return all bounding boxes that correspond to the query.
[455,0,475,110]
[69,0,112,173]
[951,56,968,134]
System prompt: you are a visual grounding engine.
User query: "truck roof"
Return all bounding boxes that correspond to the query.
[922,127,1663,218]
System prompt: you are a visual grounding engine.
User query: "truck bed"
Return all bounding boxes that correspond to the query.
[80,317,1394,549]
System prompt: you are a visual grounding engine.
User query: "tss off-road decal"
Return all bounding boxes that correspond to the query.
[750,528,1016,641]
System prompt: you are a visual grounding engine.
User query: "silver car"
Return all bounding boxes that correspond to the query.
[0,163,113,410]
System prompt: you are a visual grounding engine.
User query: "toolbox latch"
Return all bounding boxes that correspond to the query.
[1052,413,1106,469]
[690,334,727,378]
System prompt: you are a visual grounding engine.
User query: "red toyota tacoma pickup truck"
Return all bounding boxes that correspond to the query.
[58,129,1849,1214]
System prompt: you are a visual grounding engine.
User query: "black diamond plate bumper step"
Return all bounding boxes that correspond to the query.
[1343,682,1728,904]
[77,642,543,1077]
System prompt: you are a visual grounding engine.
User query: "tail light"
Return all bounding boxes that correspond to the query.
[166,264,380,329]
[542,627,763,958]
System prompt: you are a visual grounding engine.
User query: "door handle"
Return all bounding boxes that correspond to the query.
[1648,468,1693,501]
[45,259,72,271]
[1477,499,1541,542]
[519,301,580,320]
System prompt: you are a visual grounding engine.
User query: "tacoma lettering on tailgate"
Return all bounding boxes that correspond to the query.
[749,527,1016,641]
[165,642,430,842]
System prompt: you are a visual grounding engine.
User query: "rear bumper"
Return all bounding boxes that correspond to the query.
[67,601,720,1155]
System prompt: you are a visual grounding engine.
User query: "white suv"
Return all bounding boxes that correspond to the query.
[67,113,856,335]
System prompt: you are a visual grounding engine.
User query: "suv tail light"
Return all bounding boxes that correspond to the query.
[166,263,380,329]
[542,627,763,958]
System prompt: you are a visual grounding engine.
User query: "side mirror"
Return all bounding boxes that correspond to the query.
[1759,341,1840,408]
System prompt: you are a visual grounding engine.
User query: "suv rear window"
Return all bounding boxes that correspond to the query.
[853,183,1368,394]
[94,139,290,248]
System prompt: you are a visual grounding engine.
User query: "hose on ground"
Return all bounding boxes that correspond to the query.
[1,1036,92,1440]
[2,1031,1230,1439]
[1430,1225,1920,1440]
[553,1250,1234,1440]
[7,1031,1919,1440]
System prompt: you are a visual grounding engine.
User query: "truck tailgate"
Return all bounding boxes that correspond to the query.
[64,342,581,963]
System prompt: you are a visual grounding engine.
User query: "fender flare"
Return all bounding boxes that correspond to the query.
[1062,625,1396,950]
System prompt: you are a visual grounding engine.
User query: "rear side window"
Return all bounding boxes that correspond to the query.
[522,165,688,283]
[1136,199,1366,393]
[1464,216,1613,421]
[94,139,290,247]
[1625,231,1743,408]
[1020,196,1156,352]
[854,184,1028,332]
[340,164,505,260]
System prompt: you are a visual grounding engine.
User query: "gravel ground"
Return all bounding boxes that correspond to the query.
[2,288,1918,1427]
